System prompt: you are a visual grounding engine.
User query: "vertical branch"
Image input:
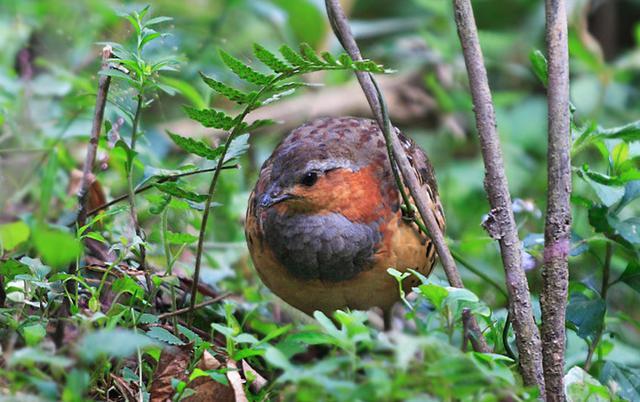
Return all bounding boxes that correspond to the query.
[541,0,572,398]
[77,46,112,227]
[325,0,491,353]
[452,0,545,393]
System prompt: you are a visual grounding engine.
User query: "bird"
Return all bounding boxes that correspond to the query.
[245,116,445,321]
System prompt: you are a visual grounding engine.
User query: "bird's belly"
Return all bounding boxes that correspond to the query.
[251,212,433,315]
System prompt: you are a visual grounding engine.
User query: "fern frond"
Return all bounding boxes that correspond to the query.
[299,43,324,65]
[320,51,338,66]
[219,49,274,86]
[167,131,222,160]
[338,53,354,68]
[199,72,251,104]
[253,44,291,74]
[184,106,236,130]
[279,45,310,69]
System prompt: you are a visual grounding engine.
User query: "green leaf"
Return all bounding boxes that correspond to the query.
[78,329,156,362]
[338,53,354,68]
[219,49,274,85]
[0,221,30,251]
[21,323,46,347]
[155,182,208,203]
[619,261,640,293]
[199,72,251,104]
[320,51,338,65]
[579,168,625,207]
[146,327,184,345]
[240,119,275,133]
[183,107,236,131]
[600,361,640,401]
[529,49,548,87]
[165,231,198,245]
[279,44,309,68]
[595,120,640,142]
[566,292,606,342]
[33,225,82,268]
[264,346,293,370]
[167,131,222,160]
[145,16,173,26]
[112,276,145,299]
[253,44,291,73]
[9,347,73,369]
[223,133,251,162]
[0,259,30,281]
[417,283,449,309]
[299,43,324,65]
[564,366,611,402]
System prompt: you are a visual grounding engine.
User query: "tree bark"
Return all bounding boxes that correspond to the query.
[541,0,572,400]
[451,0,546,394]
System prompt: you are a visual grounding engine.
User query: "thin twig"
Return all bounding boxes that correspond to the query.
[451,0,545,392]
[85,165,239,218]
[540,0,572,399]
[158,293,230,320]
[325,0,490,353]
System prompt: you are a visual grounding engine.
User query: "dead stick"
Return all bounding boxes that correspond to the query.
[325,0,491,353]
[452,0,545,392]
[541,0,571,399]
[77,45,113,228]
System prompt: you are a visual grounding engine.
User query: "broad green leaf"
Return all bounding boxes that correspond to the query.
[78,329,156,362]
[22,323,46,347]
[619,262,640,293]
[219,49,274,85]
[0,221,30,250]
[146,327,184,345]
[595,120,640,142]
[165,231,198,245]
[183,107,236,131]
[253,44,291,73]
[33,225,82,268]
[264,346,293,370]
[199,72,251,104]
[417,283,449,309]
[159,76,207,108]
[566,292,606,342]
[167,131,222,160]
[9,347,73,369]
[154,182,208,203]
[0,259,30,281]
[112,276,145,299]
[564,366,610,402]
[600,361,640,401]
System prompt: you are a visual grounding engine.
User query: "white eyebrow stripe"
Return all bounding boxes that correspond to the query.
[303,158,358,172]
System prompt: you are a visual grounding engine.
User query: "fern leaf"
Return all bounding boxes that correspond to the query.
[253,44,291,74]
[320,51,338,66]
[167,131,221,160]
[338,53,354,68]
[154,182,208,203]
[184,106,236,131]
[240,119,275,133]
[199,72,251,103]
[219,49,274,86]
[299,43,324,66]
[279,44,310,69]
[353,60,386,73]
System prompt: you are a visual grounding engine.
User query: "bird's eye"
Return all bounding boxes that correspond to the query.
[300,171,319,187]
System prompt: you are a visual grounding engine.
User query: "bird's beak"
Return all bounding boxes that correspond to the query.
[259,188,293,208]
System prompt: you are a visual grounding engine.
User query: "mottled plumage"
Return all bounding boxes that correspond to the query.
[245,116,445,316]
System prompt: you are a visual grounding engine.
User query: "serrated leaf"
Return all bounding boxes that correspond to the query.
[183,107,236,131]
[353,60,386,73]
[165,231,198,245]
[253,44,291,73]
[595,120,640,142]
[219,49,274,85]
[154,182,208,203]
[240,119,275,133]
[199,72,250,104]
[146,327,184,345]
[223,133,250,161]
[167,131,222,160]
[279,44,309,68]
[299,43,324,65]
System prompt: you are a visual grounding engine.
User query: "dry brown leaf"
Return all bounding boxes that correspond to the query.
[149,343,193,402]
[241,360,268,393]
[226,359,248,402]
